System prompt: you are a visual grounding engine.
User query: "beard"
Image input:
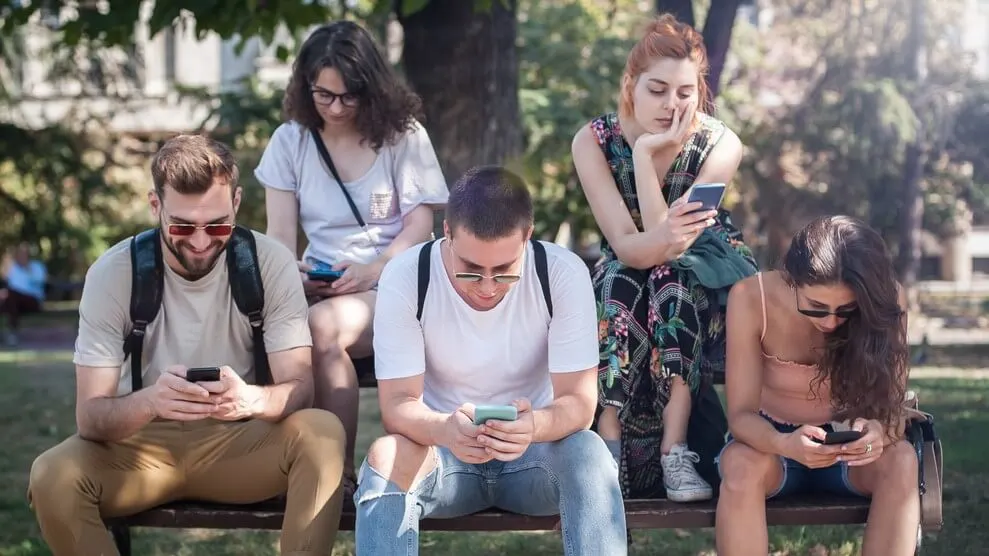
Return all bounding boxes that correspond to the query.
[162,234,228,280]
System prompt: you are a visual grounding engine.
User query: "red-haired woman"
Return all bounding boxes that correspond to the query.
[572,13,757,501]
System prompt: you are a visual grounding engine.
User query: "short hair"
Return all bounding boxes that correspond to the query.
[446,166,533,240]
[151,134,239,198]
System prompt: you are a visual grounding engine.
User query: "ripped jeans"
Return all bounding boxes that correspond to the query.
[353,429,628,556]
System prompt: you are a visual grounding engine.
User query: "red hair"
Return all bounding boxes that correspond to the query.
[619,13,712,119]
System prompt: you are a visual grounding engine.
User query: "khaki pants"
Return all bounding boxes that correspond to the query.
[27,408,345,556]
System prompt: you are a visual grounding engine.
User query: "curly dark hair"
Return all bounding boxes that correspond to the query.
[282,21,423,150]
[782,215,908,430]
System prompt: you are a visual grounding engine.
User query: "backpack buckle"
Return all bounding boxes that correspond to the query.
[247,310,263,328]
[132,319,149,335]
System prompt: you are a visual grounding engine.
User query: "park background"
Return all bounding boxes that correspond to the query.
[1,0,988,554]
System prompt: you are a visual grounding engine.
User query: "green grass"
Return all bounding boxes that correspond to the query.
[0,352,985,555]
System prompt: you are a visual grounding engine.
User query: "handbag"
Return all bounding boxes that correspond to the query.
[902,390,944,533]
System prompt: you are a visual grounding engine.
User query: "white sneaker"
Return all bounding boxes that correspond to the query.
[661,443,713,502]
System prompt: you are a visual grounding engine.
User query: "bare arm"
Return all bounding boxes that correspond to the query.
[371,204,435,270]
[378,374,451,447]
[252,346,314,421]
[691,128,743,192]
[75,366,155,442]
[572,124,677,269]
[724,278,788,455]
[265,188,299,257]
[532,367,597,443]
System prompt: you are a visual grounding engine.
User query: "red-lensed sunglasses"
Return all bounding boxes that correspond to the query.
[166,223,234,237]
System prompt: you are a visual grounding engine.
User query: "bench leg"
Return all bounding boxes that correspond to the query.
[109,525,132,556]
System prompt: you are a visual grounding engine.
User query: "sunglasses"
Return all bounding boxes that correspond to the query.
[794,291,858,319]
[166,222,234,237]
[450,241,524,284]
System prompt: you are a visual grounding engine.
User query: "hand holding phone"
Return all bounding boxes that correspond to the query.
[685,182,726,214]
[474,399,535,463]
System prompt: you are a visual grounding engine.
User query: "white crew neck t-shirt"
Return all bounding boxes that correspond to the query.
[372,238,599,413]
[254,119,449,266]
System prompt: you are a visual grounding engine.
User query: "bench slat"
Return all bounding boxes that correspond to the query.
[104,496,869,532]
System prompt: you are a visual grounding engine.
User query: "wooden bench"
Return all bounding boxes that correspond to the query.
[102,356,891,555]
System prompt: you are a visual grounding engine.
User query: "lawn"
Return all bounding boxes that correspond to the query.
[0,350,984,555]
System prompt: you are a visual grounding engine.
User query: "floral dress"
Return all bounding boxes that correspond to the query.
[590,112,757,497]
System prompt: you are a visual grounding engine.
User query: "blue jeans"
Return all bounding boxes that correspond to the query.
[354,429,628,555]
[716,413,868,499]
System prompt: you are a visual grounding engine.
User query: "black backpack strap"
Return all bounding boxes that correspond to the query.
[125,229,165,392]
[226,226,271,386]
[416,240,436,321]
[530,239,553,319]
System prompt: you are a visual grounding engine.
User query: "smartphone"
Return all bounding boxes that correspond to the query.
[307,268,344,283]
[473,404,518,426]
[186,367,221,383]
[686,182,727,213]
[822,430,864,445]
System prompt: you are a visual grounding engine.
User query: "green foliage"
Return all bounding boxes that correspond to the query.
[517,0,644,243]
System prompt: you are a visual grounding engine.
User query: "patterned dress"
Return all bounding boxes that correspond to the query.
[590,112,757,498]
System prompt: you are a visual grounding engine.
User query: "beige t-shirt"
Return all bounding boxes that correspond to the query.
[73,230,312,395]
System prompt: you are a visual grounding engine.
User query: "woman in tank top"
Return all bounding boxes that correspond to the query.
[715,215,920,556]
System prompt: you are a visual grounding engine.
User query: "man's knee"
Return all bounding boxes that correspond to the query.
[718,442,776,494]
[28,440,90,512]
[282,408,347,457]
[364,434,434,492]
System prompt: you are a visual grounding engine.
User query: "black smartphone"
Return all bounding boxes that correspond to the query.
[186,367,221,382]
[686,182,726,214]
[822,430,864,445]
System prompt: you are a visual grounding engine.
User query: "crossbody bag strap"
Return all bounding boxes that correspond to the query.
[309,127,366,229]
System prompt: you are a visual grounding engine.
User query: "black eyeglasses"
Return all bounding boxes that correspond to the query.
[311,88,360,108]
[795,290,858,319]
[449,241,524,284]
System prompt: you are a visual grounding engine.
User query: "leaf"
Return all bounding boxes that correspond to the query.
[401,0,431,16]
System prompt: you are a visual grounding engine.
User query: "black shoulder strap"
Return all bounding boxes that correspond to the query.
[416,240,436,321]
[309,127,366,229]
[124,225,270,391]
[226,225,271,386]
[530,239,554,319]
[415,239,553,321]
[125,229,165,393]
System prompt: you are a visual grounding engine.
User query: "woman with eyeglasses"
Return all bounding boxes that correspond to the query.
[254,20,449,497]
[715,215,920,556]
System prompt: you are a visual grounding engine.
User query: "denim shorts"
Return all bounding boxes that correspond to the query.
[715,413,869,499]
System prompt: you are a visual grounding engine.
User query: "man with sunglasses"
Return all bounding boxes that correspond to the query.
[354,165,627,554]
[27,134,347,555]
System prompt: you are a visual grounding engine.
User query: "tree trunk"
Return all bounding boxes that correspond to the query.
[397,0,521,186]
[655,0,696,28]
[701,0,742,99]
[897,0,927,291]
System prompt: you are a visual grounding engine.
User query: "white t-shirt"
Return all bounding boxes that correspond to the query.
[254,120,450,266]
[372,238,599,413]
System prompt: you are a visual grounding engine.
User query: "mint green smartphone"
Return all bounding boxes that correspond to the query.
[473,404,518,425]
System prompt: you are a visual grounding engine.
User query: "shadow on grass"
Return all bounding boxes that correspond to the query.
[0,355,984,556]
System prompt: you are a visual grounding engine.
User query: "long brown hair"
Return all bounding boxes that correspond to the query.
[782,216,908,429]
